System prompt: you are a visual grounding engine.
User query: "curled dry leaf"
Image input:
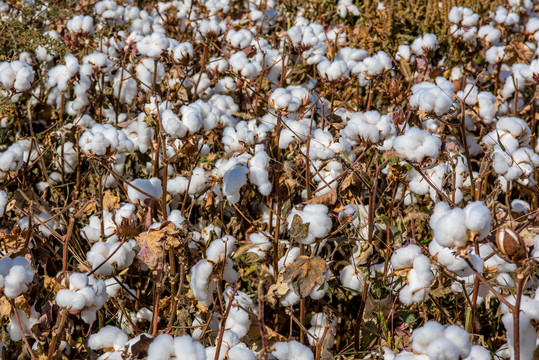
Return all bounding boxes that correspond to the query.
[303,190,337,206]
[136,222,186,269]
[289,214,310,242]
[282,255,328,298]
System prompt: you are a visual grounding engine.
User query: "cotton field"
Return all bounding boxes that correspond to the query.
[0,0,538,359]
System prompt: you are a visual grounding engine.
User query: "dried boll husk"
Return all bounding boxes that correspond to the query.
[495,227,526,263]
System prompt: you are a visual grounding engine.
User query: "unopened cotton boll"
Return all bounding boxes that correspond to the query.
[127,177,162,205]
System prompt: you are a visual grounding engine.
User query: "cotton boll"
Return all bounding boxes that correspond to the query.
[411,321,445,353]
[226,29,253,49]
[287,204,332,244]
[223,288,253,338]
[477,25,501,44]
[411,34,438,56]
[340,264,365,295]
[55,273,107,324]
[173,42,194,61]
[0,190,8,217]
[247,232,271,258]
[66,15,94,34]
[147,334,174,360]
[463,202,491,240]
[391,244,422,269]
[127,177,162,205]
[426,338,461,360]
[443,325,472,358]
[409,77,455,116]
[136,59,165,90]
[393,127,441,163]
[0,257,34,298]
[431,207,468,248]
[0,60,35,92]
[307,313,337,348]
[464,346,491,360]
[222,165,248,204]
[249,151,272,195]
[228,345,257,360]
[272,340,314,360]
[137,33,170,58]
[190,259,216,306]
[206,235,235,263]
[172,335,205,360]
[8,307,39,342]
[162,109,188,138]
[88,326,128,351]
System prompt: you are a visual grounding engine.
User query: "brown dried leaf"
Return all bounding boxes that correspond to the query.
[136,222,182,269]
[289,214,310,242]
[303,190,337,206]
[103,190,120,212]
[282,256,328,297]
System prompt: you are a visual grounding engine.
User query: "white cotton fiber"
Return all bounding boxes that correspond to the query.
[88,326,128,351]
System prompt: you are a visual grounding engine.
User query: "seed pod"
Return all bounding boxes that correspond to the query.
[495,227,526,262]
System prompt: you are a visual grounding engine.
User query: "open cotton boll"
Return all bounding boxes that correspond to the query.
[247,232,272,258]
[307,313,337,348]
[0,257,34,298]
[0,190,7,217]
[341,111,396,146]
[137,33,170,58]
[448,7,478,26]
[56,142,78,174]
[127,177,162,205]
[66,15,94,34]
[409,77,454,116]
[0,60,35,92]
[79,123,134,156]
[426,338,461,360]
[8,307,39,342]
[190,259,216,306]
[411,33,438,56]
[88,326,128,351]
[206,235,236,262]
[223,288,253,338]
[431,207,467,248]
[0,143,24,178]
[179,104,203,133]
[464,346,491,360]
[19,211,59,237]
[340,264,365,295]
[393,127,441,163]
[391,244,422,269]
[222,165,249,204]
[443,325,472,358]
[317,60,349,81]
[249,151,272,195]
[171,335,206,360]
[136,58,165,90]
[463,201,491,240]
[477,25,501,44]
[147,334,174,360]
[162,109,188,138]
[173,42,194,61]
[86,239,137,276]
[411,321,446,353]
[337,0,360,17]
[287,204,332,244]
[55,273,107,324]
[226,29,253,49]
[272,340,314,360]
